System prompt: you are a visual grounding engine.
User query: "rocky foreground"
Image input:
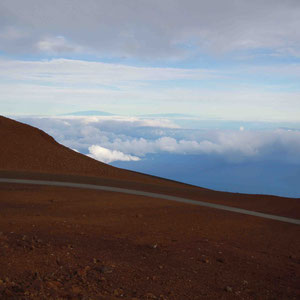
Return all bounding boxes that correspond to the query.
[0,183,299,299]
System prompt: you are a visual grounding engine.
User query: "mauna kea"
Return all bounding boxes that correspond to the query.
[0,115,299,299]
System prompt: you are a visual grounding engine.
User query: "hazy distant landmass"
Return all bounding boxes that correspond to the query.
[139,113,197,118]
[62,110,114,116]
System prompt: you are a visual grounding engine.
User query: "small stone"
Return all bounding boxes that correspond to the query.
[95,265,113,274]
[113,288,123,296]
[47,281,62,291]
[202,258,209,264]
[225,286,233,292]
[216,258,225,263]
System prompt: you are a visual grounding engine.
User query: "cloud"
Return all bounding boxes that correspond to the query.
[14,116,300,165]
[77,115,179,129]
[88,145,140,163]
[36,36,83,54]
[0,58,217,86]
[12,116,180,153]
[99,129,300,163]
[1,58,300,121]
[1,0,300,58]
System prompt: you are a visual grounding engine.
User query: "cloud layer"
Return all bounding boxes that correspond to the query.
[14,116,300,165]
[1,0,300,58]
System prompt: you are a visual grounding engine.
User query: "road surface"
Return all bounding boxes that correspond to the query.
[0,178,299,225]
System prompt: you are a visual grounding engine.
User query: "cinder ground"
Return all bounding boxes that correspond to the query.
[0,115,300,299]
[0,183,299,299]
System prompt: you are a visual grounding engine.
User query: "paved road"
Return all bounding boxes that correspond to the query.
[1,178,299,225]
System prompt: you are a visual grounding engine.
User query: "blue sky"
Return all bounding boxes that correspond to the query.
[1,0,300,121]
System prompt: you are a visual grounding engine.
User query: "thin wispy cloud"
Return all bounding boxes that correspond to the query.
[0,58,219,85]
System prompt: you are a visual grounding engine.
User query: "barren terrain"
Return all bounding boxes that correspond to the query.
[0,116,299,299]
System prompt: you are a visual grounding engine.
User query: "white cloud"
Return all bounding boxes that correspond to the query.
[100,130,300,161]
[88,145,140,163]
[68,115,179,129]
[14,116,300,165]
[0,58,217,86]
[36,36,83,54]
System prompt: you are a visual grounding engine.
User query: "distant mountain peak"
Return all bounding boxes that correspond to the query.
[62,110,114,116]
[139,113,197,118]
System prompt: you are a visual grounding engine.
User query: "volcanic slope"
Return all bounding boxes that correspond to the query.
[0,115,300,299]
[0,115,178,186]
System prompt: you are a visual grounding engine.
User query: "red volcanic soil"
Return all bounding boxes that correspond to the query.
[0,115,300,299]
